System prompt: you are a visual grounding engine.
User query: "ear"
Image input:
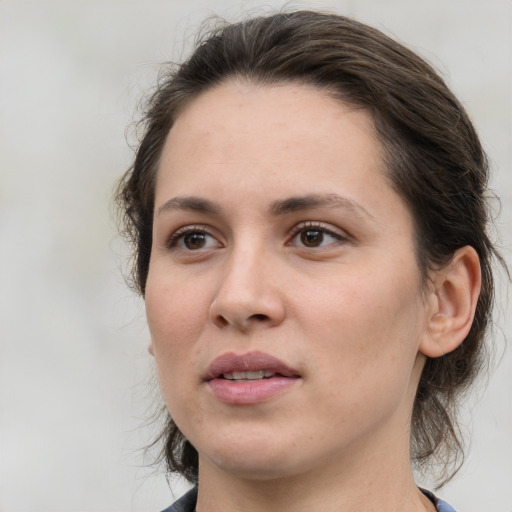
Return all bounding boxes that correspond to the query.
[148,341,155,356]
[420,246,482,358]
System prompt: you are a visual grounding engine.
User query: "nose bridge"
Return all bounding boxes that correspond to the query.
[209,234,285,329]
[219,235,270,305]
[225,241,259,285]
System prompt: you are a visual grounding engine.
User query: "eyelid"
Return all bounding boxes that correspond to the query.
[287,221,349,246]
[167,224,222,250]
[164,221,349,251]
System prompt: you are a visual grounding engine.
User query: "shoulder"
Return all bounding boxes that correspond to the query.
[160,486,198,512]
[162,486,459,512]
[421,488,460,512]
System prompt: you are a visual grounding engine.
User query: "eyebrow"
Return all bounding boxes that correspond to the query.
[270,194,375,221]
[157,193,374,221]
[157,196,221,216]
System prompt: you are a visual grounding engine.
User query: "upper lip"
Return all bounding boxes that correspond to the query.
[204,351,300,381]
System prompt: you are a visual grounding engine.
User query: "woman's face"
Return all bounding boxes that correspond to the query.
[146,81,433,480]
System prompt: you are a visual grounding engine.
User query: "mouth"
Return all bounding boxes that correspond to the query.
[205,351,300,381]
[221,370,281,381]
[204,351,301,405]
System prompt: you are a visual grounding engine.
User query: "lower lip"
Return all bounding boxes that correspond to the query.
[207,377,298,405]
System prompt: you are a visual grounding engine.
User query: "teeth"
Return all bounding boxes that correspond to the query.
[223,370,275,381]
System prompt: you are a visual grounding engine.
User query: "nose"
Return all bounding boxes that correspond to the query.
[209,247,286,332]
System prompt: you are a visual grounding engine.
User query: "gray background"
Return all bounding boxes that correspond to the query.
[0,0,510,511]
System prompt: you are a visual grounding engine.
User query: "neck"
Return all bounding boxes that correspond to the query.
[196,435,434,512]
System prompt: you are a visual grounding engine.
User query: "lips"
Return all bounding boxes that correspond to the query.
[204,351,301,405]
[205,351,300,380]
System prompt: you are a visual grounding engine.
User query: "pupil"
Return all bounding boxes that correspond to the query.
[301,230,323,247]
[184,232,206,249]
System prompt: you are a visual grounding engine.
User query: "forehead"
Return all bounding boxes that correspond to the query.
[155,81,409,229]
[171,80,378,147]
[159,81,383,183]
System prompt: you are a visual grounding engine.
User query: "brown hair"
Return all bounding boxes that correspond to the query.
[116,10,504,486]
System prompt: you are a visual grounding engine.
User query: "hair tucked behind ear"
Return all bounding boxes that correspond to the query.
[116,10,507,487]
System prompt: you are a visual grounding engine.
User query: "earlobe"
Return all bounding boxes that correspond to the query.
[420,246,482,358]
[148,342,155,356]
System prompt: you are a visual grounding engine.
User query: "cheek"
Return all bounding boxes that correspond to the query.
[145,272,207,393]
[301,283,425,439]
[145,279,206,421]
[304,264,426,385]
[145,268,208,348]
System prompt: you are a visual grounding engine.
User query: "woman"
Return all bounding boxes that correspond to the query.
[116,11,504,512]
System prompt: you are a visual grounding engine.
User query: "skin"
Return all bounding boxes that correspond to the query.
[145,81,480,512]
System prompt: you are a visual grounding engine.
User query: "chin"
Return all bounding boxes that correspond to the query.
[198,434,308,481]
[207,454,300,481]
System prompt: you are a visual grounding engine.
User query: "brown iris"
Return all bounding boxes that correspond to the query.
[300,230,324,247]
[183,232,207,250]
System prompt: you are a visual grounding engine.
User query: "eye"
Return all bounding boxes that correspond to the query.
[168,227,221,251]
[289,223,344,248]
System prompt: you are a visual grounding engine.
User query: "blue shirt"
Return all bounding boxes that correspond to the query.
[160,486,458,512]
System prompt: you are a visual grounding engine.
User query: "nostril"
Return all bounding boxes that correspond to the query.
[250,313,270,322]
[215,314,229,327]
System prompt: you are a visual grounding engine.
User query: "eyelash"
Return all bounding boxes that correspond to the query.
[167,225,214,249]
[166,222,347,251]
[287,221,346,248]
